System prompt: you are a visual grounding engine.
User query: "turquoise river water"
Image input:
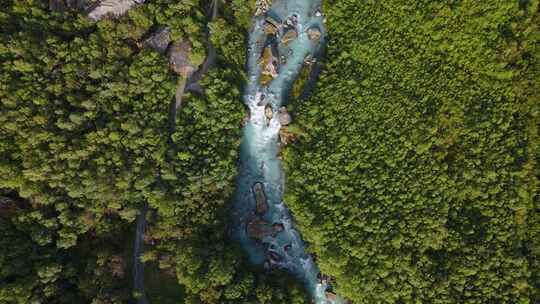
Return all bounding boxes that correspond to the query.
[231,0,346,303]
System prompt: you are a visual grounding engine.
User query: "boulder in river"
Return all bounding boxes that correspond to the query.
[260,45,280,80]
[265,10,281,28]
[273,222,284,233]
[246,217,275,240]
[264,16,279,35]
[168,40,197,78]
[143,27,171,54]
[285,14,298,27]
[307,27,321,41]
[252,182,268,215]
[255,0,271,16]
[242,112,250,127]
[278,106,291,126]
[326,292,338,301]
[304,54,315,65]
[279,127,296,146]
[268,250,282,262]
[281,28,298,45]
[265,104,273,121]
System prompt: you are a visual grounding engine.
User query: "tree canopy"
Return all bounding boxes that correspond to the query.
[284,0,540,303]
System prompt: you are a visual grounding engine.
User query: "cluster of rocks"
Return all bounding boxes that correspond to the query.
[141,28,198,79]
[246,217,280,241]
[246,183,289,269]
[253,182,268,215]
[246,183,284,240]
[303,54,316,65]
[49,0,197,82]
[281,15,298,45]
[263,104,292,127]
[264,104,273,125]
[255,0,271,16]
[259,44,280,82]
[167,39,197,79]
[261,103,295,146]
[259,13,282,85]
[258,10,322,87]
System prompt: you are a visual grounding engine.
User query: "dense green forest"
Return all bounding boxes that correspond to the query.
[284,0,540,303]
[1,0,539,303]
[0,0,307,303]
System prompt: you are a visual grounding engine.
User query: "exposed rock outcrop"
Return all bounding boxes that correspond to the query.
[279,127,296,146]
[278,106,291,126]
[260,44,280,81]
[246,217,276,240]
[87,0,145,22]
[281,28,298,45]
[255,0,271,16]
[168,40,197,78]
[143,27,171,54]
[265,104,273,121]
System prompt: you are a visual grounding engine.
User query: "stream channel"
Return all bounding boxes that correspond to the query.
[231,0,345,303]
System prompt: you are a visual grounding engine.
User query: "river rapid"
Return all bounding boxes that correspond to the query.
[231,0,345,303]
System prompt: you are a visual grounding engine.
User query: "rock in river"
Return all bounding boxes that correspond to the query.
[260,45,280,80]
[278,106,291,126]
[273,222,284,233]
[252,182,268,215]
[255,0,271,16]
[281,28,298,45]
[265,104,273,121]
[307,27,321,41]
[246,217,275,241]
[279,127,296,146]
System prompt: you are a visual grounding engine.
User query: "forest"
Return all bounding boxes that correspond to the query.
[0,0,307,303]
[1,0,539,303]
[284,0,540,303]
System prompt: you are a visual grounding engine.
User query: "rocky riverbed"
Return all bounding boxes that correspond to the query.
[230,0,346,303]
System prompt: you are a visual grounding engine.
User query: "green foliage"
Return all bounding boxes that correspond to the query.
[0,0,310,302]
[284,0,540,303]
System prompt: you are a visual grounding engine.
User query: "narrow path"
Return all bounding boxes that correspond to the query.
[133,202,149,304]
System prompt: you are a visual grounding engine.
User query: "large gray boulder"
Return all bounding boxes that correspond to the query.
[278,106,291,126]
[87,0,145,22]
[143,27,171,54]
[246,217,281,241]
[168,40,196,78]
[252,183,268,215]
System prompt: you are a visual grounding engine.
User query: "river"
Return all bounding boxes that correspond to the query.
[231,0,345,303]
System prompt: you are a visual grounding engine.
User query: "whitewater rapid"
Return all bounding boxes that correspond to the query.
[231,0,345,303]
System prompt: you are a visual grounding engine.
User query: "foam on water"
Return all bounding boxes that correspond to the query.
[231,0,346,303]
